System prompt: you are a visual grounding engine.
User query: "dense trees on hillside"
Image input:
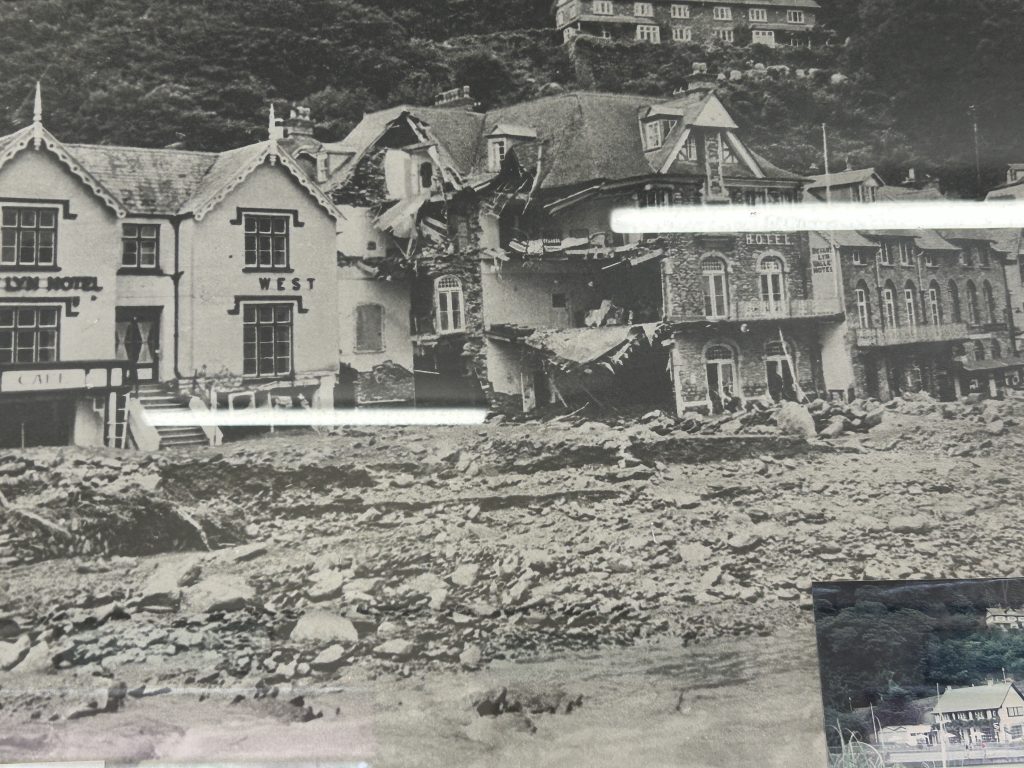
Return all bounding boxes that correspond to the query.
[815,581,1024,745]
[0,0,1022,195]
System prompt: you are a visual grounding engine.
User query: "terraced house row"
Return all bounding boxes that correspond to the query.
[0,81,1021,448]
[554,0,820,46]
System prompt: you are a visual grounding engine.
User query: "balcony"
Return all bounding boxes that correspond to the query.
[676,298,844,325]
[855,322,970,347]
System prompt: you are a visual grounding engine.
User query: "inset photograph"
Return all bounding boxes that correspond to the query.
[814,579,1024,767]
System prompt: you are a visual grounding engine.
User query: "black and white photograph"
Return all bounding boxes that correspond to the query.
[814,579,1024,768]
[2,0,1024,766]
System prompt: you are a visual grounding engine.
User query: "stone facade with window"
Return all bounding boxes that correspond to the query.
[665,231,841,411]
[554,0,819,46]
[834,230,1020,402]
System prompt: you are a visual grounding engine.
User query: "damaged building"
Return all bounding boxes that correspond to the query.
[470,77,816,415]
[305,88,490,407]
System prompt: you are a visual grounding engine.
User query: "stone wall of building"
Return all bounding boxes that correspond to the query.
[671,323,825,412]
[662,232,813,319]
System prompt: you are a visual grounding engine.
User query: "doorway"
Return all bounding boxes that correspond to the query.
[765,340,796,402]
[705,344,737,413]
[115,307,161,383]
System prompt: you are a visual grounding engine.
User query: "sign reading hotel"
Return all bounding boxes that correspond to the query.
[3,276,102,291]
[745,233,794,246]
[811,247,834,274]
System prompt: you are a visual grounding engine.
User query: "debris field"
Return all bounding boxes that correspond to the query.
[1,391,1022,729]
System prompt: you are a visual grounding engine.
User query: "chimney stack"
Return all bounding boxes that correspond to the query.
[285,106,314,139]
[434,85,476,109]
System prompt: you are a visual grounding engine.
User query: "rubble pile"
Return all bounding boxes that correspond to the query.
[0,454,244,566]
[0,407,1022,722]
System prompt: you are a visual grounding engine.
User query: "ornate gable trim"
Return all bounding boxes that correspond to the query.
[0,126,128,218]
[190,142,344,223]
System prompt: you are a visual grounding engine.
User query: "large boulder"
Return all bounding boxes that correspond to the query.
[184,574,255,613]
[776,402,816,439]
[290,610,359,645]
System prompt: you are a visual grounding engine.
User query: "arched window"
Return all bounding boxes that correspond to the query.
[992,339,1002,359]
[966,281,979,325]
[704,343,738,413]
[903,281,918,327]
[882,281,898,327]
[927,281,942,325]
[701,256,729,318]
[983,281,997,324]
[435,275,465,333]
[974,340,986,360]
[855,281,872,329]
[949,281,961,323]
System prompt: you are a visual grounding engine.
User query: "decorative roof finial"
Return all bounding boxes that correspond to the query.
[32,81,43,149]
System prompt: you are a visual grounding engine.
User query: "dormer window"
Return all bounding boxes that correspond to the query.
[488,138,507,173]
[644,121,665,150]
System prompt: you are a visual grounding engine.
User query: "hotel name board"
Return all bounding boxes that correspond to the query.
[3,276,102,291]
[745,234,794,246]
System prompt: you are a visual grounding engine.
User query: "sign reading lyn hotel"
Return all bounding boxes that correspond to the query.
[3,276,102,291]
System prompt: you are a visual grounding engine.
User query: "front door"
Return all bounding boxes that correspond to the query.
[116,307,161,382]
[705,345,737,414]
[766,359,795,402]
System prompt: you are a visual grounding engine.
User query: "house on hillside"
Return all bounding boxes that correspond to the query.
[804,167,885,203]
[933,682,1024,744]
[987,607,1024,630]
[554,0,820,47]
[0,88,341,449]
[986,164,1024,201]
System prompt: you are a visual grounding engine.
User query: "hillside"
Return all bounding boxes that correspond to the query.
[1,0,1023,196]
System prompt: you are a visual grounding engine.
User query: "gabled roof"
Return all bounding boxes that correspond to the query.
[337,90,806,197]
[805,167,884,191]
[936,229,1000,243]
[0,125,128,217]
[0,124,343,222]
[933,682,1022,714]
[875,185,944,202]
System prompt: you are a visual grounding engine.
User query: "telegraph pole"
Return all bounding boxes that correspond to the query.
[968,105,981,195]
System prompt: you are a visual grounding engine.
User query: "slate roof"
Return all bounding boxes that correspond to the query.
[340,90,806,196]
[176,143,268,217]
[0,124,341,221]
[937,229,1001,243]
[64,144,218,216]
[875,185,944,202]
[805,168,882,190]
[933,683,1020,714]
